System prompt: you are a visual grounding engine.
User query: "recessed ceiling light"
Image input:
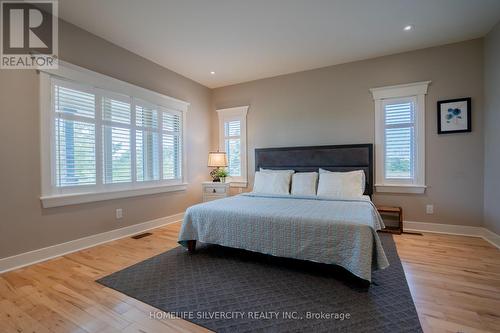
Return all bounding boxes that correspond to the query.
[404,25,413,31]
[210,71,216,75]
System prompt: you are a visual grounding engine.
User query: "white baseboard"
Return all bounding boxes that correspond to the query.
[404,221,500,249]
[404,221,483,237]
[0,213,184,274]
[481,228,500,249]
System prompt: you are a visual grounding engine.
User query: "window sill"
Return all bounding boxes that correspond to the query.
[40,183,188,208]
[375,184,426,194]
[229,181,248,188]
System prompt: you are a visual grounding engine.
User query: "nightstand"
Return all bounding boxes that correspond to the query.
[202,181,230,202]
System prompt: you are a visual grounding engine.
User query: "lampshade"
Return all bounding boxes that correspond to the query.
[208,151,228,167]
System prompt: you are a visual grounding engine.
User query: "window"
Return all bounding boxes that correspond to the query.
[40,62,188,207]
[370,81,430,194]
[102,94,132,184]
[217,106,249,187]
[383,98,415,180]
[54,83,97,187]
[225,120,242,177]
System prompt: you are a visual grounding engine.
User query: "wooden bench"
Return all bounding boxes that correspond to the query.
[377,206,403,235]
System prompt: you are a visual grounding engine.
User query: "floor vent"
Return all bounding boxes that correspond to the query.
[131,232,153,240]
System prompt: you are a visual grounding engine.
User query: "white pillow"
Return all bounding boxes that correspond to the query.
[291,172,318,196]
[253,171,292,195]
[317,170,365,198]
[319,169,366,193]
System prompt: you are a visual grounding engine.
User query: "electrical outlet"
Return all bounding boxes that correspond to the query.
[426,204,434,214]
[238,188,243,194]
[116,208,123,219]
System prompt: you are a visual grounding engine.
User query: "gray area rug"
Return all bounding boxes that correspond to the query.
[97,233,422,332]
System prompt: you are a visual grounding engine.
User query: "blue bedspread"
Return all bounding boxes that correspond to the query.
[179,193,389,281]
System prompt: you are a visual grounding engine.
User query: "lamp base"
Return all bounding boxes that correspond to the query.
[210,168,220,182]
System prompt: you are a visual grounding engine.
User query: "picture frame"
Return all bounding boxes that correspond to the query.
[437,98,471,134]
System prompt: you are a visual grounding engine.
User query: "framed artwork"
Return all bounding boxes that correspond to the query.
[437,98,471,134]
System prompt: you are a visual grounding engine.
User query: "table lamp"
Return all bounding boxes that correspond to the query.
[208,151,228,182]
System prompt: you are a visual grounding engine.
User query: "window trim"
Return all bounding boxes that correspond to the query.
[370,81,430,194]
[216,106,249,188]
[39,61,189,208]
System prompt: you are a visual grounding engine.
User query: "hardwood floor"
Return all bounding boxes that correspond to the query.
[0,222,498,333]
[394,232,500,333]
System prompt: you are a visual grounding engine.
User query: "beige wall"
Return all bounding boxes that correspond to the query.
[213,39,485,226]
[0,21,212,258]
[0,24,491,260]
[484,22,500,234]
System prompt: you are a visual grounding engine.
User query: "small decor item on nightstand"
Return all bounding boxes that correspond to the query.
[215,168,229,183]
[208,151,228,182]
[437,97,471,134]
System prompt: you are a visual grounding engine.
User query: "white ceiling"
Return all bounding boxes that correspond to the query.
[59,0,500,88]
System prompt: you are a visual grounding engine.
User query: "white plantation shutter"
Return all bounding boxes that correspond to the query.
[162,112,182,180]
[134,103,182,182]
[103,97,130,124]
[44,72,188,207]
[54,82,97,187]
[224,120,242,177]
[135,103,160,181]
[383,98,416,180]
[55,84,95,118]
[102,96,132,183]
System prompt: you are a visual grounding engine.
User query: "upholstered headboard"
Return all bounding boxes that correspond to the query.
[254,144,373,196]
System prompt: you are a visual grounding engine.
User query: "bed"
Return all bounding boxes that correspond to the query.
[178,144,389,282]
